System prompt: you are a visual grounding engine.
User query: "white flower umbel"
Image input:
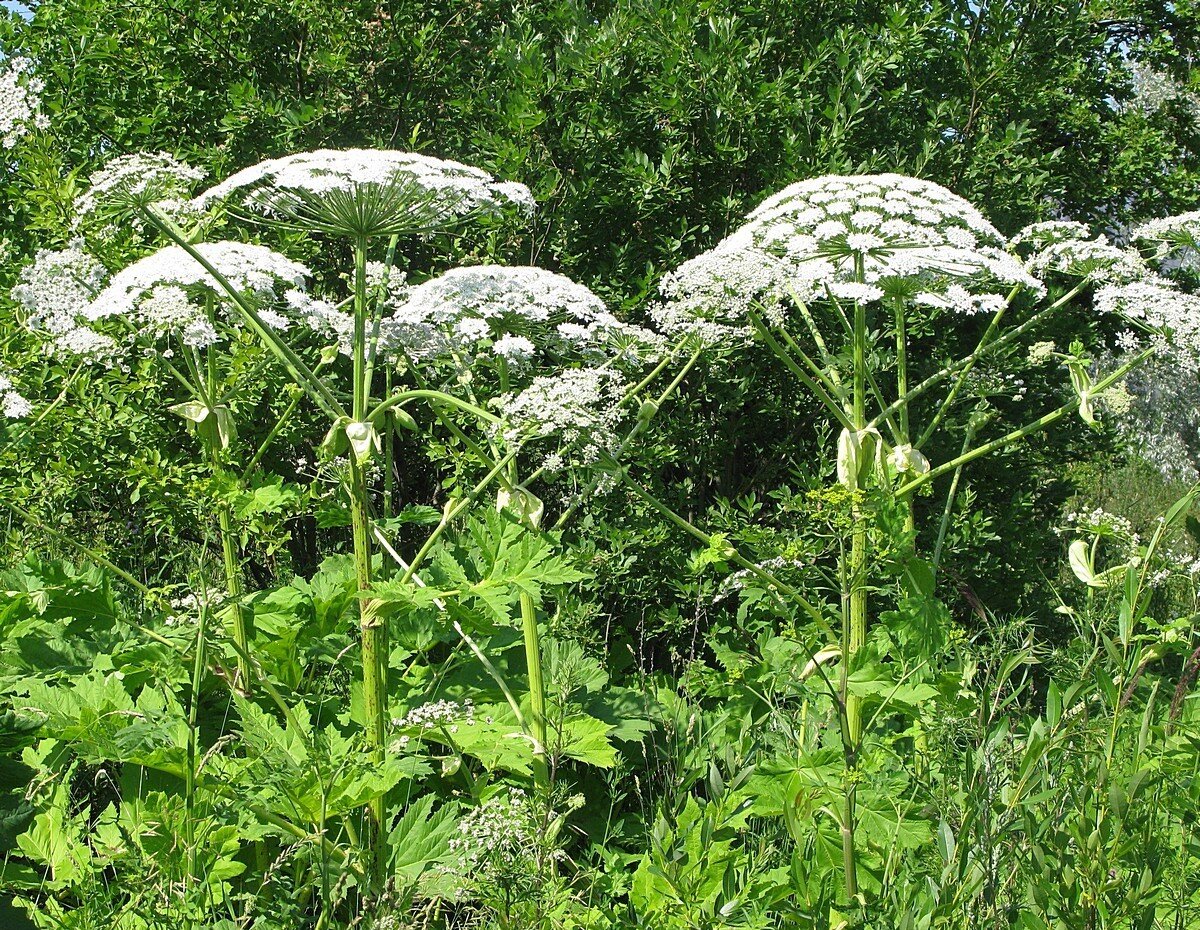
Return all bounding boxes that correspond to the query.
[1009,220,1096,249]
[75,152,207,226]
[0,57,48,149]
[731,173,1041,294]
[658,173,1042,342]
[0,369,32,420]
[390,699,476,735]
[193,148,535,230]
[1022,237,1150,285]
[86,241,311,348]
[651,245,790,342]
[447,788,543,871]
[1133,211,1200,269]
[12,245,120,364]
[496,367,626,467]
[1094,279,1200,368]
[13,245,107,334]
[382,265,659,368]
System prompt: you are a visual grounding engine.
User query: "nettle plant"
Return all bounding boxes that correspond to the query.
[648,173,1196,908]
[6,144,706,915]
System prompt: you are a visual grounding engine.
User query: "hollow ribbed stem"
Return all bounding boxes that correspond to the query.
[350,236,387,885]
[841,256,870,907]
[519,589,550,788]
[847,268,869,748]
[200,302,253,695]
[184,586,208,886]
[893,296,914,536]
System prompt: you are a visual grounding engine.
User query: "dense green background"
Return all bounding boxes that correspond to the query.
[3,0,1198,638]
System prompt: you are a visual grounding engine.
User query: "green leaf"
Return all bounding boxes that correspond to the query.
[388,795,460,885]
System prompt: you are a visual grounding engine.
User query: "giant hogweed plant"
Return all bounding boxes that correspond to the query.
[643,173,1200,911]
[3,144,705,908]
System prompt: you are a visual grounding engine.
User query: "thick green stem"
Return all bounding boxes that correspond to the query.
[351,457,386,881]
[216,501,253,693]
[184,590,208,887]
[199,312,254,695]
[840,259,870,910]
[893,297,914,537]
[847,284,869,747]
[350,237,387,886]
[519,590,550,788]
[842,778,859,903]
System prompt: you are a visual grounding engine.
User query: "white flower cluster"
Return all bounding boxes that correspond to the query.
[0,57,49,149]
[1013,221,1149,285]
[1094,280,1200,368]
[651,246,789,342]
[1133,211,1200,270]
[382,265,658,370]
[86,241,311,348]
[366,260,409,303]
[1008,221,1095,249]
[391,698,476,735]
[914,284,1007,316]
[1061,505,1139,546]
[14,240,319,361]
[657,174,1041,342]
[0,369,32,420]
[11,245,120,363]
[284,290,353,354]
[495,367,626,467]
[447,788,542,870]
[194,148,535,219]
[74,152,207,226]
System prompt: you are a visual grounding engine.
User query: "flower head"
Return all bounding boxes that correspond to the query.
[87,242,311,347]
[731,173,1039,295]
[382,265,660,370]
[1095,279,1200,359]
[75,152,207,228]
[0,57,48,149]
[12,245,120,364]
[0,369,32,420]
[194,149,534,237]
[658,173,1042,344]
[495,367,626,468]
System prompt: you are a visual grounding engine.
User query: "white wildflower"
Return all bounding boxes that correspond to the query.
[446,788,543,872]
[1024,237,1150,284]
[827,281,884,303]
[11,245,120,363]
[0,369,32,420]
[496,367,625,465]
[0,57,47,149]
[659,173,1045,343]
[194,148,535,220]
[651,245,790,343]
[1094,279,1200,367]
[491,334,535,366]
[87,242,311,348]
[382,264,657,367]
[74,152,207,225]
[391,698,475,733]
[915,284,1006,316]
[1009,220,1094,249]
